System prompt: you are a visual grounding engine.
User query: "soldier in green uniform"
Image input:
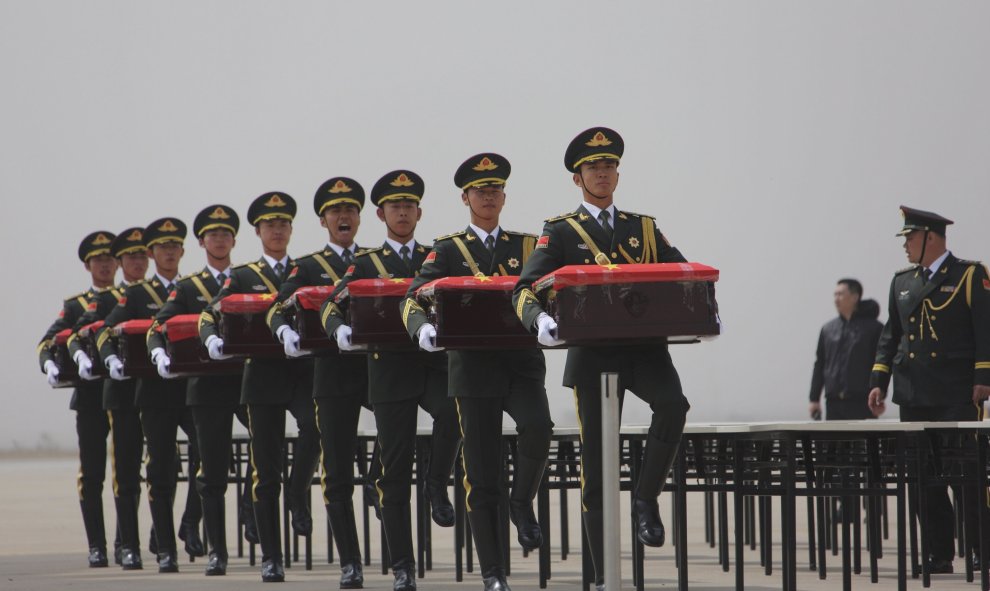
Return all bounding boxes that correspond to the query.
[69,228,149,569]
[868,206,990,574]
[267,177,369,588]
[96,218,203,573]
[199,192,321,583]
[37,231,118,568]
[322,170,461,591]
[512,127,691,590]
[146,204,249,576]
[401,154,553,591]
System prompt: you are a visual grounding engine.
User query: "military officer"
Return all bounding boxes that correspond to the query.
[512,127,691,590]
[145,204,250,576]
[37,230,117,568]
[323,170,461,591]
[401,154,553,591]
[267,177,369,588]
[69,228,148,569]
[96,217,203,573]
[868,206,990,574]
[199,192,321,583]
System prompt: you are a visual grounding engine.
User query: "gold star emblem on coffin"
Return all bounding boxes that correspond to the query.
[507,257,519,268]
[474,274,492,282]
[389,278,406,284]
[628,237,640,248]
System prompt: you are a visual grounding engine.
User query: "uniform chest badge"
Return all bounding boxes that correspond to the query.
[628,237,640,248]
[508,257,519,269]
[577,243,589,250]
[535,236,549,249]
[320,273,330,279]
[147,303,160,310]
[252,284,268,291]
[898,290,910,299]
[196,296,206,302]
[940,286,955,293]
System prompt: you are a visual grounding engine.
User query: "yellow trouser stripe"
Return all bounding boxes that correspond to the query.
[108,410,120,497]
[572,388,587,512]
[246,406,260,502]
[454,399,473,512]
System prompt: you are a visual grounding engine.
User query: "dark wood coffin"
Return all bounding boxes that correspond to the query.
[162,314,243,377]
[341,278,415,351]
[50,329,79,388]
[78,321,107,380]
[215,294,283,358]
[284,286,338,356]
[533,262,721,345]
[416,276,536,349]
[112,319,157,378]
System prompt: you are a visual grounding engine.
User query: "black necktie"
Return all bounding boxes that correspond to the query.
[599,210,614,241]
[399,245,411,267]
[274,262,285,279]
[341,249,353,265]
[216,272,226,286]
[923,268,932,283]
[485,235,495,254]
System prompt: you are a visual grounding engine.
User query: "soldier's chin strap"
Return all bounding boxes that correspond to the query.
[578,176,611,201]
[918,230,929,271]
[385,221,414,244]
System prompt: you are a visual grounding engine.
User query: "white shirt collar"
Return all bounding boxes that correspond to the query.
[326,242,356,259]
[580,201,616,225]
[384,237,417,254]
[155,273,178,289]
[469,224,501,244]
[206,264,231,283]
[926,250,951,276]
[261,254,289,270]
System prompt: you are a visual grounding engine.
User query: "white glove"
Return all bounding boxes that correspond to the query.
[205,335,232,360]
[44,360,60,386]
[334,325,360,352]
[74,351,96,381]
[278,326,304,358]
[536,313,565,347]
[417,324,444,352]
[106,355,126,381]
[151,348,175,379]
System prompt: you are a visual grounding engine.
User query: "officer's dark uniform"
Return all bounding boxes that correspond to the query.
[198,192,320,583]
[36,231,115,567]
[512,128,691,587]
[402,154,553,589]
[95,218,201,573]
[266,177,369,588]
[67,228,144,569]
[871,206,990,569]
[146,205,247,575]
[322,170,461,590]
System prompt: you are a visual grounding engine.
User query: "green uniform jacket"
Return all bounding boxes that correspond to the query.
[37,287,102,411]
[870,253,990,408]
[68,284,135,410]
[402,226,546,398]
[96,277,186,408]
[322,241,446,404]
[148,268,241,407]
[199,256,314,406]
[267,246,368,400]
[511,205,686,389]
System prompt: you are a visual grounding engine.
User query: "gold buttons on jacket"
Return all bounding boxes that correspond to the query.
[931,352,937,358]
[909,316,916,323]
[909,353,915,359]
[909,335,915,341]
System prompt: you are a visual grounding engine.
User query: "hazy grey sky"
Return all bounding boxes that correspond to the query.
[2,1,988,449]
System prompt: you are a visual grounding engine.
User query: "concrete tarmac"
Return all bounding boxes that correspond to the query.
[0,455,978,590]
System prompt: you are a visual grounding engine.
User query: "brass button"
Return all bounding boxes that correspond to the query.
[373,353,379,360]
[909,317,916,323]
[931,352,937,358]
[611,253,617,259]
[492,273,499,277]
[909,335,915,341]
[931,316,936,321]
[909,352,915,359]
[584,259,590,264]
[635,257,641,262]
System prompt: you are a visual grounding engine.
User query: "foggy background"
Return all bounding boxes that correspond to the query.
[2,1,988,450]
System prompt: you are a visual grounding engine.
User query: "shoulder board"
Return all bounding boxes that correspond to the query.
[433,230,467,242]
[231,262,254,271]
[956,258,982,267]
[895,265,919,275]
[503,229,538,238]
[63,290,88,302]
[174,271,203,285]
[292,250,320,263]
[544,211,580,223]
[94,286,117,294]
[618,210,656,220]
[355,247,384,258]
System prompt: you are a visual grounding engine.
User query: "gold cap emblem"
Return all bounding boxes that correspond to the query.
[208,207,231,219]
[472,157,498,172]
[126,229,143,242]
[585,131,612,147]
[329,180,353,194]
[92,233,111,245]
[158,220,179,232]
[390,173,414,187]
[264,194,287,207]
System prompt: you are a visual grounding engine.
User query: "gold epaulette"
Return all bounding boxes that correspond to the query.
[957,259,983,267]
[64,290,88,302]
[433,230,467,242]
[503,229,538,238]
[174,271,205,285]
[355,247,383,258]
[544,212,580,224]
[617,210,655,220]
[231,261,254,271]
[895,265,919,275]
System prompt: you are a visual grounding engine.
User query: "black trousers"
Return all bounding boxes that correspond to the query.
[192,404,240,501]
[140,407,200,520]
[76,406,110,549]
[245,393,319,503]
[315,394,365,505]
[108,407,143,499]
[455,393,553,512]
[572,349,689,511]
[901,403,990,561]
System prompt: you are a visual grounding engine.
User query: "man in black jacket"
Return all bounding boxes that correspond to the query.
[808,278,883,420]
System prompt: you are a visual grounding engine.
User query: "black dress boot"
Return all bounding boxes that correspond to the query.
[156,551,179,573]
[509,453,547,550]
[381,504,416,591]
[424,430,459,528]
[468,508,506,581]
[202,496,228,575]
[115,495,142,570]
[178,471,204,557]
[88,546,108,568]
[148,496,179,571]
[632,436,679,547]
[254,498,284,582]
[80,496,107,564]
[287,432,320,537]
[240,491,259,544]
[582,510,605,587]
[112,523,122,565]
[326,500,364,588]
[178,520,206,558]
[482,566,512,591]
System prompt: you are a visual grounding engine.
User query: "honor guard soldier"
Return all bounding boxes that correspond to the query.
[146,204,250,576]
[267,177,369,588]
[199,192,321,583]
[95,217,203,573]
[401,154,553,591]
[512,127,691,590]
[869,206,990,574]
[69,228,149,569]
[323,170,461,591]
[36,231,118,568]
